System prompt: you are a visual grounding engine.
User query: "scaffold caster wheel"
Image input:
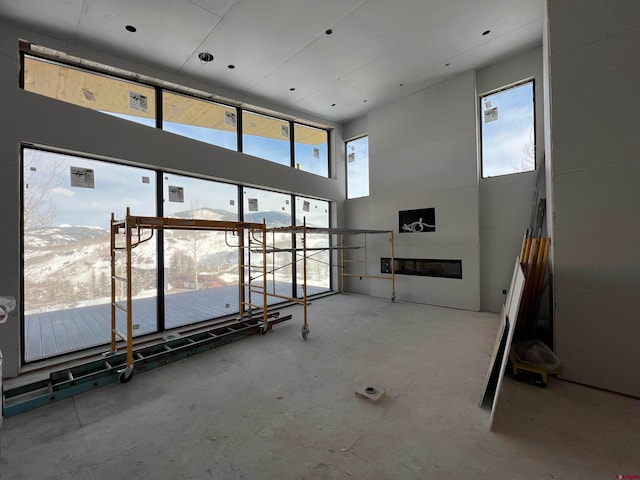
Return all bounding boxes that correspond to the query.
[260,325,268,335]
[119,368,134,384]
[391,293,397,303]
[301,325,310,341]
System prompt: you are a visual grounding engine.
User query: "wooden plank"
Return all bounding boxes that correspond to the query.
[519,235,529,265]
[522,237,547,340]
[518,237,541,334]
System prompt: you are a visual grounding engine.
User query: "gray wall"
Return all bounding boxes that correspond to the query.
[345,72,480,310]
[0,20,345,377]
[547,0,640,397]
[344,47,544,313]
[477,46,544,313]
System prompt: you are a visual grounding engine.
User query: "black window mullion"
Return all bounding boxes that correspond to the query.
[328,201,333,292]
[156,86,163,130]
[237,185,245,312]
[237,107,243,152]
[156,171,165,332]
[289,121,296,169]
[326,130,331,178]
[291,194,298,299]
[19,145,27,365]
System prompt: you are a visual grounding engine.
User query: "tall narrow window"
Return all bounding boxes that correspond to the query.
[163,92,238,151]
[480,80,535,178]
[23,55,156,127]
[22,148,157,362]
[346,136,369,199]
[242,111,291,167]
[294,124,329,177]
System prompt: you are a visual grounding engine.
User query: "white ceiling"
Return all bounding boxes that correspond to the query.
[0,0,544,124]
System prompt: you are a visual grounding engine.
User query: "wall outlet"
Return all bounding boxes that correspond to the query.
[502,289,507,295]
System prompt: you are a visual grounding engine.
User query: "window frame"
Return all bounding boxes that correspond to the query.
[345,134,370,199]
[161,89,240,152]
[22,53,157,126]
[479,78,536,179]
[241,110,293,168]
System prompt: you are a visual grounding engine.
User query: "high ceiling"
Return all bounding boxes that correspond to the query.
[0,0,544,124]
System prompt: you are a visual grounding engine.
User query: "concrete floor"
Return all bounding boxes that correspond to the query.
[1,293,638,479]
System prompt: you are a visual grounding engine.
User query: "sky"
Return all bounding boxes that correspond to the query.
[481,81,535,178]
[346,136,369,198]
[106,111,329,176]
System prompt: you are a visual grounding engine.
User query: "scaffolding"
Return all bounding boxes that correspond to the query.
[110,209,396,382]
[109,207,269,382]
[258,223,396,339]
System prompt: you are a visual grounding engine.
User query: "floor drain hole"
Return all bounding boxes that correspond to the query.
[365,386,377,395]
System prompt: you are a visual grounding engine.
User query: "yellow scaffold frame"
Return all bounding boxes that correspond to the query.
[109,207,268,382]
[110,209,396,379]
[258,222,396,339]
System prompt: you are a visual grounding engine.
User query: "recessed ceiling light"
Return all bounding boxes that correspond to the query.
[482,30,491,36]
[289,87,296,91]
[198,52,214,63]
[227,64,236,69]
[125,25,137,33]
[325,28,333,35]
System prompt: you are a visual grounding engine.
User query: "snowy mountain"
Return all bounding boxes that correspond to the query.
[25,225,109,247]
[169,208,237,222]
[245,211,291,226]
[22,208,300,314]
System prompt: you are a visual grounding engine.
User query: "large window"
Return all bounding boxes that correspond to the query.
[480,80,535,178]
[294,124,329,176]
[23,56,156,127]
[346,136,369,199]
[22,148,157,361]
[22,147,334,363]
[242,111,291,167]
[163,91,238,151]
[163,174,239,328]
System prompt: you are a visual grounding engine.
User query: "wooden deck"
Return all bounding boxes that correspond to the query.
[24,283,329,362]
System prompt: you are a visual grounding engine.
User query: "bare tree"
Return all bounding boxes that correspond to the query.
[169,202,218,290]
[511,127,536,173]
[178,230,212,290]
[23,152,65,230]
